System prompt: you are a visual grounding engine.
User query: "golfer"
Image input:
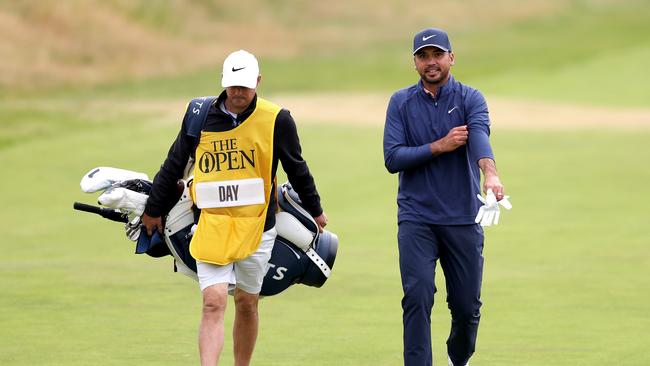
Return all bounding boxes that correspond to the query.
[383,28,507,366]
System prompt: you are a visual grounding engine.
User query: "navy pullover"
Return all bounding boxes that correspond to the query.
[383,76,494,225]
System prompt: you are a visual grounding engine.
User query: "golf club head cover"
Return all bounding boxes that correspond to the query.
[98,188,149,217]
[80,167,149,193]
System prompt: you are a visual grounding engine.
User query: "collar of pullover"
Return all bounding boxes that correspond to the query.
[418,75,456,101]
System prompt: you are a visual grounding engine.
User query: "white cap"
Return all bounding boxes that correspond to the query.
[221,50,259,89]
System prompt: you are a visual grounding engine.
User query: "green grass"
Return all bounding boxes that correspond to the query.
[465,5,650,107]
[16,1,649,108]
[1,115,649,364]
[1,1,649,364]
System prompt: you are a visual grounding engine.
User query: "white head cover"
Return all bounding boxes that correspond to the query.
[221,50,259,89]
[80,167,149,193]
[98,188,148,217]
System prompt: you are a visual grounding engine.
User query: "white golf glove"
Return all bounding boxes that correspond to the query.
[475,188,512,227]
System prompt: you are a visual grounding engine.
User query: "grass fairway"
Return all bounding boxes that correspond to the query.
[2,1,649,364]
[1,113,649,364]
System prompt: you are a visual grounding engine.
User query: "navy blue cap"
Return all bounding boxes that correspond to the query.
[413,28,452,54]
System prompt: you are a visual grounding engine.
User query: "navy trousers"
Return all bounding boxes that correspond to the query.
[398,221,484,366]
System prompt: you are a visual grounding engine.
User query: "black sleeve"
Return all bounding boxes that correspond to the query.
[275,109,323,217]
[144,115,194,217]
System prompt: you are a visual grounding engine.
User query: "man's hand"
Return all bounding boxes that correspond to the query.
[478,157,506,201]
[141,213,163,236]
[429,125,468,155]
[314,212,328,233]
[476,158,511,226]
[483,174,506,200]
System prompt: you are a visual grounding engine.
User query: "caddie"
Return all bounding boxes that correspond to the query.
[142,49,328,366]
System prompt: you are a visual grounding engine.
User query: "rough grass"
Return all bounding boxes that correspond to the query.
[3,0,648,106]
[0,0,492,89]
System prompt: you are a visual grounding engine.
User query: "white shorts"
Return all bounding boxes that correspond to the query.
[197,227,277,294]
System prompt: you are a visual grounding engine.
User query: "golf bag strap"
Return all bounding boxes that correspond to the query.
[305,248,331,278]
[186,96,219,139]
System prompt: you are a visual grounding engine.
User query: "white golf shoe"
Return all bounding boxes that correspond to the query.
[447,356,469,366]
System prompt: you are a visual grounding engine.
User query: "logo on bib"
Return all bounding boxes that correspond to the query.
[198,137,256,173]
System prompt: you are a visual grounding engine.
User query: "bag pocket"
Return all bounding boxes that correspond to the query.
[190,212,265,265]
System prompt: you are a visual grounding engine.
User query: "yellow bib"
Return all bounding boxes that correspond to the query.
[189,98,280,264]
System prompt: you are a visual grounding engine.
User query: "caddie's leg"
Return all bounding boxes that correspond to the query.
[438,224,484,366]
[232,228,276,366]
[233,289,260,366]
[197,261,235,366]
[398,221,440,366]
[199,282,229,366]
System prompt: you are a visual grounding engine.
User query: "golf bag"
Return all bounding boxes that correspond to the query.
[75,167,338,296]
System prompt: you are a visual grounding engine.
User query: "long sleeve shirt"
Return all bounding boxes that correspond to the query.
[145,91,322,231]
[383,76,494,225]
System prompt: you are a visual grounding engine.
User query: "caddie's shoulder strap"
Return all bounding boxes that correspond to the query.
[184,96,218,140]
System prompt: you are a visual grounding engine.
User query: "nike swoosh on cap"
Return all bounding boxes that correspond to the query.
[422,34,437,41]
[232,66,245,72]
